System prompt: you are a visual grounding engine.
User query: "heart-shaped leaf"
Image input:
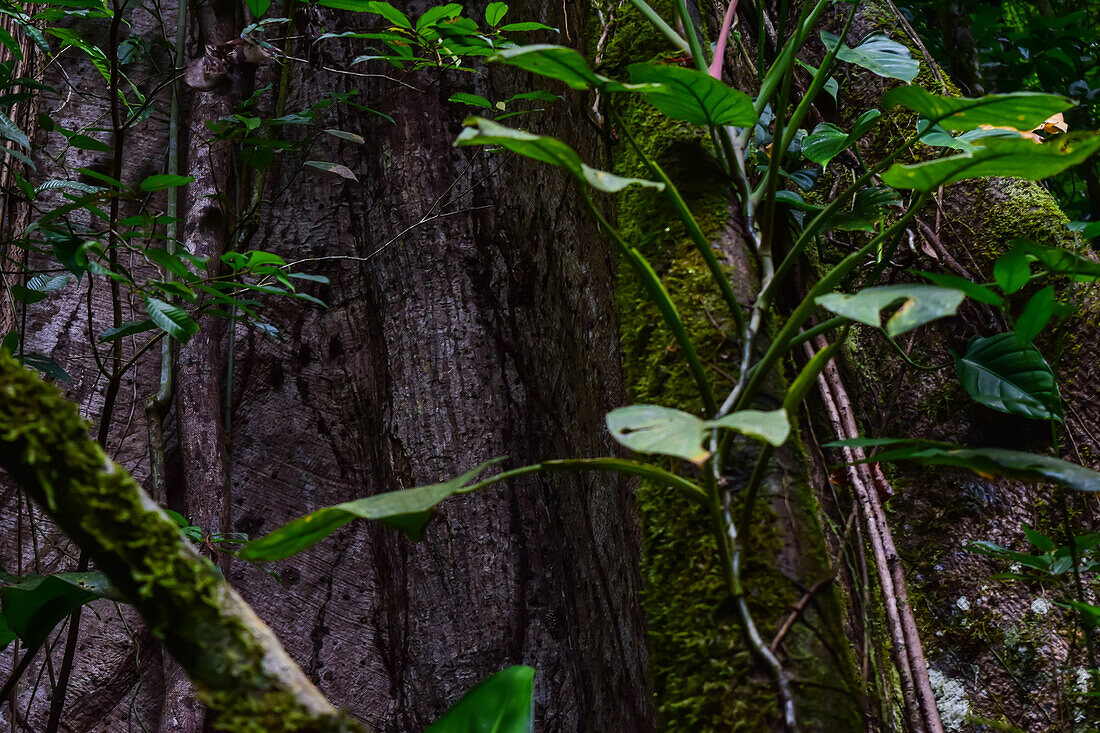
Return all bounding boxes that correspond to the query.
[455,117,663,193]
[821,31,918,83]
[606,405,789,464]
[628,62,757,127]
[954,332,1062,421]
[825,438,1100,492]
[884,87,1074,132]
[882,134,1100,192]
[815,284,964,336]
[426,666,535,733]
[241,459,506,561]
[802,110,881,166]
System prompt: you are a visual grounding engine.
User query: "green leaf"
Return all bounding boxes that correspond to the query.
[882,134,1100,192]
[1015,286,1055,344]
[993,245,1031,294]
[628,62,757,127]
[0,609,14,651]
[490,45,639,92]
[497,21,556,32]
[99,319,156,343]
[454,117,663,193]
[916,271,1004,306]
[245,0,271,17]
[802,111,879,167]
[449,92,493,108]
[1024,525,1055,553]
[606,404,789,464]
[304,160,358,181]
[139,174,194,192]
[0,111,29,149]
[1017,239,1100,281]
[144,296,197,343]
[2,572,124,649]
[314,0,411,27]
[883,87,1074,132]
[426,666,535,733]
[815,284,964,337]
[821,30,918,83]
[241,459,506,561]
[484,1,508,26]
[954,333,1062,421]
[826,438,1100,492]
[67,134,111,152]
[16,353,71,382]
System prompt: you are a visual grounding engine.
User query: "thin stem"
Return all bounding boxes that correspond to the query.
[674,0,709,74]
[709,0,740,79]
[629,0,690,55]
[879,331,952,372]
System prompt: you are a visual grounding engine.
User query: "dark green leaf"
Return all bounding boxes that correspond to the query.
[449,92,493,108]
[828,438,1100,492]
[67,134,111,152]
[145,296,198,343]
[99,319,156,343]
[1015,286,1055,344]
[1017,239,1100,281]
[629,62,757,127]
[815,284,964,336]
[314,0,411,27]
[240,458,506,560]
[16,353,71,382]
[916,271,1004,306]
[497,21,555,32]
[883,87,1074,132]
[0,111,29,149]
[882,134,1100,192]
[139,174,194,192]
[425,666,535,733]
[490,45,639,92]
[1024,525,1056,553]
[455,117,663,193]
[2,572,123,648]
[606,405,789,464]
[954,333,1062,421]
[821,31,918,83]
[245,0,271,17]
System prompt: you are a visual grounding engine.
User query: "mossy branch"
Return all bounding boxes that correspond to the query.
[0,353,367,733]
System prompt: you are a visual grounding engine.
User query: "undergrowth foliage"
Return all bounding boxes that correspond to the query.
[3,0,1100,729]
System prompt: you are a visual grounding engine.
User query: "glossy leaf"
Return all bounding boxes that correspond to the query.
[16,353,70,382]
[916,271,1004,306]
[993,245,1031,294]
[628,63,757,127]
[883,87,1074,132]
[882,134,1100,192]
[144,296,197,343]
[490,45,644,92]
[455,117,663,193]
[825,438,1100,492]
[241,459,506,560]
[485,1,508,26]
[821,31,918,83]
[815,284,964,336]
[606,405,790,464]
[99,319,156,343]
[426,666,535,733]
[803,110,881,166]
[1015,286,1055,344]
[2,572,123,649]
[315,0,411,28]
[954,333,1062,421]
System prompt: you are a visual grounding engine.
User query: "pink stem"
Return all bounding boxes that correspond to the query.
[709,0,739,79]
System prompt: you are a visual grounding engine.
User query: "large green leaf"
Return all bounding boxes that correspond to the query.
[916,271,1004,307]
[815,284,964,337]
[883,87,1074,132]
[825,438,1100,492]
[882,134,1100,192]
[426,666,535,733]
[454,117,663,193]
[821,31,918,83]
[491,45,649,93]
[1018,239,1100,281]
[954,333,1062,421]
[241,459,506,561]
[144,296,198,343]
[627,63,757,127]
[2,572,123,650]
[606,405,789,464]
